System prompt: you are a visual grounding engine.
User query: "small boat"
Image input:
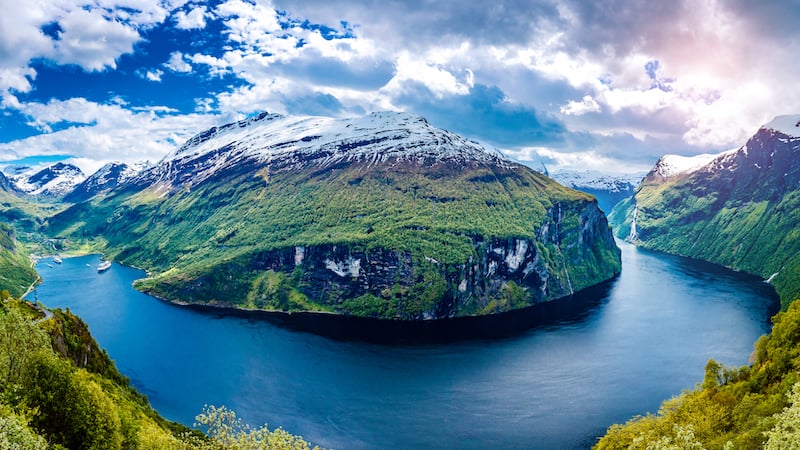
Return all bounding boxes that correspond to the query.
[97,261,112,272]
[53,256,62,264]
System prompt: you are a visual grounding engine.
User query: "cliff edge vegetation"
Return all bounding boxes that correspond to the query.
[596,297,800,449]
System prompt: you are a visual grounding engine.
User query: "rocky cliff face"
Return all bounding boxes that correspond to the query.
[50,111,621,319]
[145,198,616,319]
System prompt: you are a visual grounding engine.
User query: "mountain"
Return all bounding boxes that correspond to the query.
[64,161,145,203]
[550,170,643,213]
[11,162,86,197]
[48,111,621,319]
[609,114,800,307]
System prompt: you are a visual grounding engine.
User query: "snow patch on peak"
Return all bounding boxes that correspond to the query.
[153,111,513,188]
[12,162,85,196]
[655,154,718,177]
[762,115,800,138]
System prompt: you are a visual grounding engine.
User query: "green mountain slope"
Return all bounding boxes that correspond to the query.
[0,223,37,298]
[610,115,800,308]
[48,112,621,319]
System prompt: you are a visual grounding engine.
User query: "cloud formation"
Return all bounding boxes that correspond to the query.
[0,0,798,176]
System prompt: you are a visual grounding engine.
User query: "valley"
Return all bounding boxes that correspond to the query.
[2,111,800,449]
[2,2,799,448]
[610,115,800,308]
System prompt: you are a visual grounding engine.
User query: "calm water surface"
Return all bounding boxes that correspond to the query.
[31,242,778,449]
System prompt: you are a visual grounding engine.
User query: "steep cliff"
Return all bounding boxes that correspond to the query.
[49,112,621,319]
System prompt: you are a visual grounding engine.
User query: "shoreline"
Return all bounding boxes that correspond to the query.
[32,253,619,343]
[135,276,618,344]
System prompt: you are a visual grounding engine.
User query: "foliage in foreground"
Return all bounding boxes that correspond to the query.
[190,405,319,450]
[595,299,800,449]
[0,297,319,449]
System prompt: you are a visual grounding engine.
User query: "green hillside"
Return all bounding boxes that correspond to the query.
[610,126,800,309]
[0,222,38,298]
[47,114,621,319]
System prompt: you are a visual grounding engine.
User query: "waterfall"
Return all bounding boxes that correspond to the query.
[626,204,639,242]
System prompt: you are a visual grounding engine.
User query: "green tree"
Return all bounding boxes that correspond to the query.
[0,406,47,450]
[194,405,319,450]
[765,382,800,450]
[23,353,124,450]
[0,306,49,385]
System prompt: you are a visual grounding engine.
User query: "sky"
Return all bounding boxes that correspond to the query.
[0,0,798,177]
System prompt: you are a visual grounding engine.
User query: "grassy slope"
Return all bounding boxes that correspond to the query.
[1,283,318,449]
[48,158,620,316]
[611,173,800,309]
[0,223,38,298]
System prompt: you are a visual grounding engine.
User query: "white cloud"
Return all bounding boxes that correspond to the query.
[561,95,600,116]
[53,8,141,71]
[174,5,207,30]
[145,69,163,82]
[189,53,230,76]
[165,51,193,72]
[2,97,222,168]
[215,0,282,45]
[382,52,472,99]
[504,145,649,174]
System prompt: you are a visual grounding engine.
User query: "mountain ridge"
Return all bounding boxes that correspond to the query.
[610,114,800,307]
[48,111,622,319]
[9,162,85,197]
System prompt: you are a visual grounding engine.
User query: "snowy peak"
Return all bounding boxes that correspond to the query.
[0,171,14,192]
[12,162,86,196]
[648,115,800,182]
[64,161,146,203]
[146,111,513,189]
[550,170,643,193]
[550,169,643,213]
[762,114,800,138]
[166,111,503,167]
[650,153,724,179]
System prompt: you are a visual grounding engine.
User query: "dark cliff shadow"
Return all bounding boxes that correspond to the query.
[179,276,618,345]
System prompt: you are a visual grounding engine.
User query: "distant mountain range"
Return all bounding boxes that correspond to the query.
[610,114,800,307]
[2,161,150,201]
[63,161,147,203]
[5,162,86,197]
[47,111,622,319]
[550,170,643,213]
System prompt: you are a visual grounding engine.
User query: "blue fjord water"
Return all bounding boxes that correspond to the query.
[31,242,778,449]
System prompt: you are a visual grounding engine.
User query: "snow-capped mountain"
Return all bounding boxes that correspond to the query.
[610,114,800,306]
[550,170,644,213]
[64,161,148,203]
[10,162,86,197]
[49,110,622,320]
[647,115,800,179]
[137,111,512,191]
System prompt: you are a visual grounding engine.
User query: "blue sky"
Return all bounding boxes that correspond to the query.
[1,0,798,176]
